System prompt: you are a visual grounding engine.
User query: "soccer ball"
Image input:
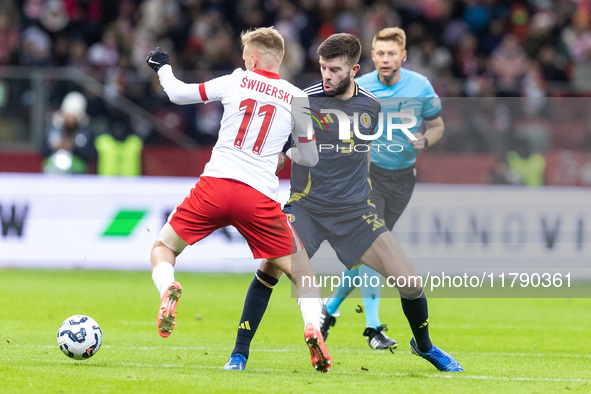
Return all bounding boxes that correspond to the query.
[57,315,102,360]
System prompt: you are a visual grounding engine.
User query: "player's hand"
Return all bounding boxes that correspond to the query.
[276,152,288,174]
[409,132,427,150]
[146,47,170,72]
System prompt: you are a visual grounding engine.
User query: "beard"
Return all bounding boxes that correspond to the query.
[324,76,351,97]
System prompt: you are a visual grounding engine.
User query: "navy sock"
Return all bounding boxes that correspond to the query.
[231,269,279,359]
[400,292,432,352]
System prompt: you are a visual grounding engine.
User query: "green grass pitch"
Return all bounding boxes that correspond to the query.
[1,269,590,393]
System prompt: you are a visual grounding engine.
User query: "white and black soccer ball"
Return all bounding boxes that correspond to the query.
[57,315,102,360]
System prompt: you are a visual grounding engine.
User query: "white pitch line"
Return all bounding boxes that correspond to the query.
[2,358,589,383]
[469,352,591,358]
[457,375,591,383]
[114,363,591,383]
[11,345,591,359]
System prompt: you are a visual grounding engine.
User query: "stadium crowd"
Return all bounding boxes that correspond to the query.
[2,1,588,94]
[1,0,591,180]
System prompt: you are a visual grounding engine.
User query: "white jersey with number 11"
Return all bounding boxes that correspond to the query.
[157,66,315,201]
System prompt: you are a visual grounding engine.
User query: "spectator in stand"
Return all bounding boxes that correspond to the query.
[505,137,547,186]
[19,25,52,66]
[7,0,591,152]
[489,33,528,96]
[562,4,591,93]
[406,37,453,80]
[487,157,523,186]
[95,108,143,176]
[0,0,20,65]
[274,0,306,81]
[41,91,96,174]
[537,45,569,85]
[523,12,556,60]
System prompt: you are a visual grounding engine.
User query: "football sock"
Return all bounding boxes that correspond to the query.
[298,296,323,330]
[152,262,175,297]
[400,291,432,352]
[232,269,278,359]
[325,267,359,315]
[359,265,382,329]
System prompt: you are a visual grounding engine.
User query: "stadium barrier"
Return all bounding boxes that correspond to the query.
[1,173,589,279]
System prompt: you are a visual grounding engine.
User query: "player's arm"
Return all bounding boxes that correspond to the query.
[276,139,292,174]
[287,134,318,167]
[286,139,318,167]
[146,47,204,105]
[276,152,288,174]
[289,97,319,167]
[410,116,444,150]
[411,82,444,150]
[423,116,444,146]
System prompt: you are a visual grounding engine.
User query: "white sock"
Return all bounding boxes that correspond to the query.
[298,295,323,330]
[152,262,175,297]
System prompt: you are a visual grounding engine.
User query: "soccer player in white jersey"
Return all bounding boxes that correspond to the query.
[145,27,331,373]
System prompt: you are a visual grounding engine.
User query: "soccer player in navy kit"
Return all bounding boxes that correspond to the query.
[224,33,461,373]
[322,27,445,349]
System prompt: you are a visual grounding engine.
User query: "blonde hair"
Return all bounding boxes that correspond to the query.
[241,27,285,63]
[372,27,406,50]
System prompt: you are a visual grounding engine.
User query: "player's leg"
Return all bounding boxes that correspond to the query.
[358,264,398,349]
[268,250,331,373]
[325,267,358,315]
[225,205,325,370]
[320,266,358,340]
[152,177,228,338]
[151,223,187,338]
[224,259,283,370]
[227,188,330,372]
[359,264,381,328]
[359,232,462,371]
[325,202,398,348]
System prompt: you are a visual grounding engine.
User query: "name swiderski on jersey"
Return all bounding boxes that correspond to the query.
[240,77,293,104]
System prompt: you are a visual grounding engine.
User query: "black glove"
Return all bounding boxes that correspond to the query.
[146,47,170,72]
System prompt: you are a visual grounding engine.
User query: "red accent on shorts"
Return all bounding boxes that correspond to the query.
[198,83,208,101]
[168,177,301,259]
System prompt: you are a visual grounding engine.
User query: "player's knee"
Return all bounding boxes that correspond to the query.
[259,258,284,279]
[155,223,188,256]
[399,287,424,300]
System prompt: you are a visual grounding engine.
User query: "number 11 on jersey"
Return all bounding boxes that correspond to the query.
[235,98,277,155]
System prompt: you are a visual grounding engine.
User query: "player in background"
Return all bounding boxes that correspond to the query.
[322,27,445,349]
[145,27,331,373]
[224,33,461,373]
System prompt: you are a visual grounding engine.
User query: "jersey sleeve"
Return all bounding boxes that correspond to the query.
[157,66,237,105]
[421,79,442,120]
[199,69,243,103]
[288,93,318,167]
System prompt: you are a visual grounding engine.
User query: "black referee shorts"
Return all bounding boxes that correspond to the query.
[369,163,416,231]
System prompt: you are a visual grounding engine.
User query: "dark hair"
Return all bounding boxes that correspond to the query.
[317,33,361,66]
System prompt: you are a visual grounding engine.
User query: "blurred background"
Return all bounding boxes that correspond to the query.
[1,0,590,275]
[0,0,590,185]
